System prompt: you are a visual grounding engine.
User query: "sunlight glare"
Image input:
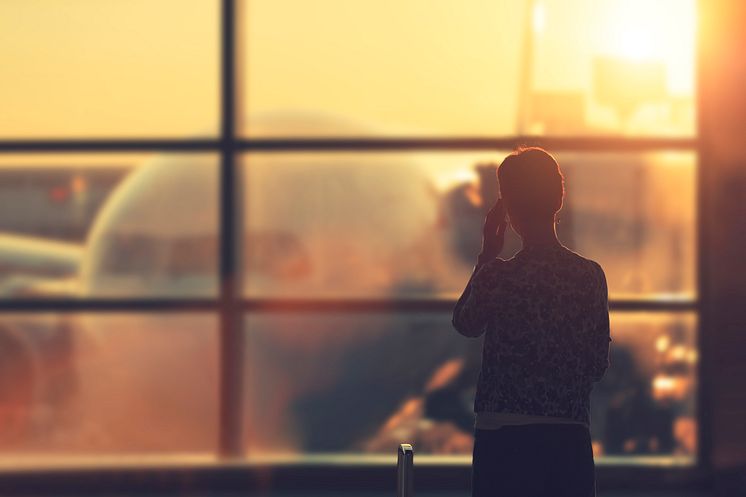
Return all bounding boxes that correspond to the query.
[605,0,663,62]
[533,2,546,34]
[592,0,697,110]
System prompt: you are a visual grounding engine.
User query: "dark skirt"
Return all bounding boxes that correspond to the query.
[471,424,596,497]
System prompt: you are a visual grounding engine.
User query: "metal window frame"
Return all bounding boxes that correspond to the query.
[0,0,702,465]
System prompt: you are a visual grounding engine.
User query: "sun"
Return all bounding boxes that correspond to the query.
[602,0,697,60]
[604,0,667,61]
[600,0,696,94]
[615,27,658,61]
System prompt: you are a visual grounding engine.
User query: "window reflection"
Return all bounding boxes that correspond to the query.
[243,312,697,462]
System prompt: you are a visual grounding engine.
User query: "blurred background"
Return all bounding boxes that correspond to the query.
[0,0,744,496]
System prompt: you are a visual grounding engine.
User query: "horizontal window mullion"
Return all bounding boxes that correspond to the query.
[608,300,698,312]
[0,136,698,153]
[0,298,698,313]
[0,140,222,153]
[240,298,698,313]
[0,299,223,313]
[238,136,698,152]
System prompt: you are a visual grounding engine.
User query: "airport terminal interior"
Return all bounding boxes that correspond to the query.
[0,0,745,495]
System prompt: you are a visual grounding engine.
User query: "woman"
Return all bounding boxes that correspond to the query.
[452,147,611,497]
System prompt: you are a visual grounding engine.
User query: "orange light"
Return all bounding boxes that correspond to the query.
[71,175,87,194]
[603,1,694,59]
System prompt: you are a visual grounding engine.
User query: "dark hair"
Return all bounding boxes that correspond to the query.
[497,147,564,221]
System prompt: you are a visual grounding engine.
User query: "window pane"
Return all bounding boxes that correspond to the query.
[0,153,218,298]
[0,313,217,463]
[243,312,482,458]
[242,152,499,298]
[242,0,524,137]
[242,0,695,137]
[242,152,695,300]
[243,311,696,464]
[593,312,697,461]
[551,151,696,299]
[0,1,218,138]
[527,0,696,136]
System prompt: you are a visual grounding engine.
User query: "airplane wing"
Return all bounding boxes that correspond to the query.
[0,233,83,297]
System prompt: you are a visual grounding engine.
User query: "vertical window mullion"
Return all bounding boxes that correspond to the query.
[218,0,245,458]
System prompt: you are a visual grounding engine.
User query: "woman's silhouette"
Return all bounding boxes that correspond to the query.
[452,147,611,497]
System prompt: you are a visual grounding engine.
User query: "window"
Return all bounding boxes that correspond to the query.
[0,1,219,138]
[242,312,696,460]
[0,313,218,459]
[0,0,699,468]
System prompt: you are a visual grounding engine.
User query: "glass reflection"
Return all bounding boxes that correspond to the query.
[244,312,697,461]
[0,313,217,459]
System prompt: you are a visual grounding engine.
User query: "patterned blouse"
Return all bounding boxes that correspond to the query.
[452,244,611,426]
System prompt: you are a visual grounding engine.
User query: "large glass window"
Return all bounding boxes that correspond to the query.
[0,0,699,469]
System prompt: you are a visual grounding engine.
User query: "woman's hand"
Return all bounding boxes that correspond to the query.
[478,198,508,264]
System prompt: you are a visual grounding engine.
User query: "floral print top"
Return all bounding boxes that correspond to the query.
[452,244,611,425]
